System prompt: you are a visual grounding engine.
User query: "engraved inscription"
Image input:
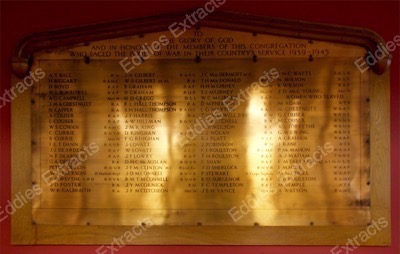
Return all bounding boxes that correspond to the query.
[31,28,370,226]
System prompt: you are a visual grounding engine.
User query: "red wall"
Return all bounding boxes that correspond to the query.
[1,1,399,254]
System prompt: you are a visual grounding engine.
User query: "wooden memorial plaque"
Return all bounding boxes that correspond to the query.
[11,10,390,245]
